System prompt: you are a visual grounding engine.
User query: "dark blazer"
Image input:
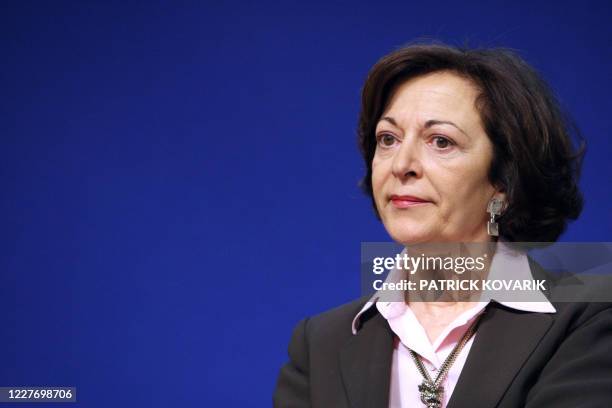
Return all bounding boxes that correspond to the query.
[274,262,612,407]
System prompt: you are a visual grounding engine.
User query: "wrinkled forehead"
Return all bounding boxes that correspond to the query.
[380,71,483,131]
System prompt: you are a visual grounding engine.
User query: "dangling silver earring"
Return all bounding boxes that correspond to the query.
[486,197,505,236]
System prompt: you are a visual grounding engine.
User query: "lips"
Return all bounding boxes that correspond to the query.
[389,194,431,208]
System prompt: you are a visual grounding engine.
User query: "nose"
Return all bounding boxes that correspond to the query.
[391,134,422,180]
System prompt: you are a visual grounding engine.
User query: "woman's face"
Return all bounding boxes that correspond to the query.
[372,71,504,244]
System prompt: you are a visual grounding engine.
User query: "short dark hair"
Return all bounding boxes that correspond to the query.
[358,42,585,243]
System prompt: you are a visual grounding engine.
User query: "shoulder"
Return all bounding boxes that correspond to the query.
[549,301,612,330]
[303,295,372,341]
[275,296,379,407]
[528,255,612,326]
[284,295,379,359]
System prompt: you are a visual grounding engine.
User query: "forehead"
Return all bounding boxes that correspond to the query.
[381,71,482,128]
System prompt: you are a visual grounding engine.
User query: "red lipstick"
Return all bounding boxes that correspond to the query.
[390,195,430,208]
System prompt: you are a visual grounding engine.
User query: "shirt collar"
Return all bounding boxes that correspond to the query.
[351,239,556,335]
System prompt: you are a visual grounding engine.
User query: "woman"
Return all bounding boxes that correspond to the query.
[273,43,612,407]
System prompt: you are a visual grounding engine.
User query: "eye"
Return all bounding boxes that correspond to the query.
[430,135,455,150]
[376,133,398,148]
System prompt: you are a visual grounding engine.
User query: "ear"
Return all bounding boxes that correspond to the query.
[494,191,508,213]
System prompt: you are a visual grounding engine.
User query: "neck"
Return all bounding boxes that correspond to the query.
[411,300,477,313]
[401,240,497,303]
[407,299,479,344]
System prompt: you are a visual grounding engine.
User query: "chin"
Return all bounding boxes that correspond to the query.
[379,206,440,244]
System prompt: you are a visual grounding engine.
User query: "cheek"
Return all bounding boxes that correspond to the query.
[371,157,387,200]
[428,150,489,189]
[432,160,494,216]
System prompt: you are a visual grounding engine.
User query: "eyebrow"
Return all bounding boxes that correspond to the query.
[379,116,468,137]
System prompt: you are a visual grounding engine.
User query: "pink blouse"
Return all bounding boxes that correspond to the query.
[352,241,555,407]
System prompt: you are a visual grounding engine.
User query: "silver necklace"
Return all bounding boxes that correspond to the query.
[408,316,482,408]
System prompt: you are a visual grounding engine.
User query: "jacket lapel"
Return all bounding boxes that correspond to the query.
[447,302,554,408]
[339,312,394,408]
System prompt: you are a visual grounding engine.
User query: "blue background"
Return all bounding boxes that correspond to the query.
[2,1,611,406]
